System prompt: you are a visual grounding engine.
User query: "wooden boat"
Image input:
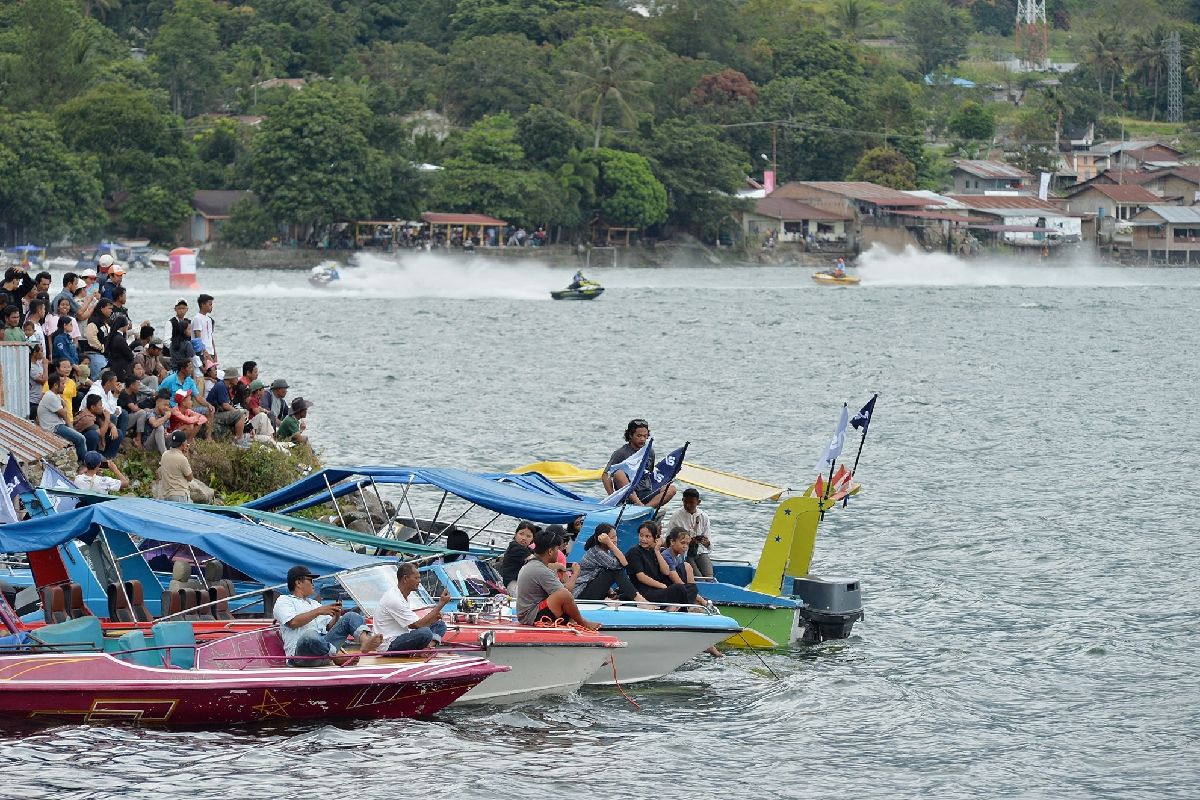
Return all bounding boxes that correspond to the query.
[811,271,860,286]
[550,282,604,300]
[0,617,503,726]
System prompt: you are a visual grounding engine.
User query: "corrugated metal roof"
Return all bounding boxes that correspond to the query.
[1140,205,1200,224]
[1083,184,1161,203]
[798,182,936,207]
[0,409,68,462]
[952,160,1033,180]
[903,190,969,209]
[947,195,1063,212]
[754,197,850,221]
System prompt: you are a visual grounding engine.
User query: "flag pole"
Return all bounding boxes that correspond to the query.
[843,394,878,507]
[819,458,836,521]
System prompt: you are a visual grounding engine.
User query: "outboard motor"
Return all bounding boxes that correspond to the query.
[793,575,864,644]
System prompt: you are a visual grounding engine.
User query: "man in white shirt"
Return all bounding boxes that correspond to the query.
[375,563,450,652]
[667,488,714,578]
[272,566,382,666]
[73,451,129,494]
[191,293,217,363]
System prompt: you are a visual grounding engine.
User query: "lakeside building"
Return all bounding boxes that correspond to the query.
[950,160,1033,195]
[1128,205,1200,264]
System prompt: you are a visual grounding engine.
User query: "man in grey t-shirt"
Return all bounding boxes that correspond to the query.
[515,528,600,629]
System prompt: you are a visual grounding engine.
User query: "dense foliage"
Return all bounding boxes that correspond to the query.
[3,0,1200,245]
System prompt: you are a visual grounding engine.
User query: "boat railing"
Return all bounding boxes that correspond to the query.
[206,644,485,669]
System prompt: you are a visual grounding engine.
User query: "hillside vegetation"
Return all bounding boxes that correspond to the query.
[3,0,1200,245]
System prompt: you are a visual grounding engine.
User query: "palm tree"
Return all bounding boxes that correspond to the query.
[1086,29,1124,99]
[1129,29,1167,120]
[833,0,876,42]
[561,34,654,150]
[1186,47,1200,93]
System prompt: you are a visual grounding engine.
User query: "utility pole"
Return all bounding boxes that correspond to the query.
[1167,31,1182,124]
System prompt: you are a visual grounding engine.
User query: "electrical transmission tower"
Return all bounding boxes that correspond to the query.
[1015,0,1049,71]
[1167,31,1182,123]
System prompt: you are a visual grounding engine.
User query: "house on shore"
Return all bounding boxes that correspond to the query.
[186,190,254,245]
[1064,183,1162,222]
[950,160,1033,194]
[1128,205,1200,264]
[769,181,940,252]
[947,194,1084,247]
[737,196,851,245]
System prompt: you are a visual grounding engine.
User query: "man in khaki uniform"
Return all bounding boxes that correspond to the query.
[158,430,193,502]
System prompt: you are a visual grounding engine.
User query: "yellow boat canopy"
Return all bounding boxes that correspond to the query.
[511,461,785,503]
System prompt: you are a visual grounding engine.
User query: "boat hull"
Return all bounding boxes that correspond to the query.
[811,272,860,286]
[550,287,604,300]
[579,626,734,685]
[714,604,800,648]
[0,653,500,726]
[442,625,621,704]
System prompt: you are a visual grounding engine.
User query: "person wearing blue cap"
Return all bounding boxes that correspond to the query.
[73,451,128,494]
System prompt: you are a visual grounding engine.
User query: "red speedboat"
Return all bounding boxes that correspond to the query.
[0,617,504,726]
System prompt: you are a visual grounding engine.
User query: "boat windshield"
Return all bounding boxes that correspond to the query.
[339,565,397,615]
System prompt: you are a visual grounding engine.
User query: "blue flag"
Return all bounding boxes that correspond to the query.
[39,462,78,512]
[812,403,849,474]
[850,394,878,435]
[601,438,653,506]
[1,455,33,524]
[645,443,689,497]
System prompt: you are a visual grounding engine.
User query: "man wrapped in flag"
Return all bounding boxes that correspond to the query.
[602,419,678,508]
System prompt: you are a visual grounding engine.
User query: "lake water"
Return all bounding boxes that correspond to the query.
[4,250,1198,799]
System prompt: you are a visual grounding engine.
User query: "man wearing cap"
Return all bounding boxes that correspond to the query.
[74,451,129,494]
[242,379,274,439]
[134,338,167,379]
[263,378,291,427]
[100,262,125,301]
[274,566,382,667]
[79,268,99,297]
[169,389,208,441]
[276,397,310,444]
[158,430,194,502]
[206,367,248,441]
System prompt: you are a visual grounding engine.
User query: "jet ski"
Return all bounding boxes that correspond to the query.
[308,261,341,287]
[811,271,860,286]
[551,275,604,300]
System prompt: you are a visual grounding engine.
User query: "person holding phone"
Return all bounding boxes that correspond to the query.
[273,566,382,667]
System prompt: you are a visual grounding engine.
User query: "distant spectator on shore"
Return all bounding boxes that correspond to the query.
[2,305,22,341]
[169,389,208,442]
[39,372,86,463]
[208,367,248,442]
[105,315,134,382]
[48,358,78,424]
[243,379,274,439]
[233,360,258,406]
[51,315,78,364]
[276,397,310,444]
[51,273,79,314]
[263,378,290,426]
[100,263,125,302]
[168,298,192,365]
[160,361,213,417]
[192,293,217,363]
[141,391,172,454]
[134,338,167,379]
[74,451,128,494]
[158,430,193,502]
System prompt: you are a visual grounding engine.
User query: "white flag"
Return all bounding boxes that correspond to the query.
[812,403,850,474]
[1038,172,1051,201]
[39,463,78,512]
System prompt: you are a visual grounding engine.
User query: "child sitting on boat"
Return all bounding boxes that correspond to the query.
[499,521,537,595]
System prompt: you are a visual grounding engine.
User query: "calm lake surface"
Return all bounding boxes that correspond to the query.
[4,251,1198,799]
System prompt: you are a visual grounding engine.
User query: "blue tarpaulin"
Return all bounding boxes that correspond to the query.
[0,498,381,585]
[245,466,654,526]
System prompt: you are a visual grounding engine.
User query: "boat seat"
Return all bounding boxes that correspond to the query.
[209,586,234,621]
[41,585,68,624]
[67,583,91,619]
[160,589,183,618]
[150,621,196,669]
[112,629,160,668]
[107,583,135,623]
[28,616,103,653]
[180,588,214,621]
[125,580,153,623]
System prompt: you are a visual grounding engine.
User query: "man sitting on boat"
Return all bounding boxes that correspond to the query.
[833,258,846,278]
[603,418,676,509]
[374,563,451,652]
[274,566,383,666]
[516,528,600,630]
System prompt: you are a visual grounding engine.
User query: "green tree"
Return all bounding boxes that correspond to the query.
[248,83,377,229]
[438,34,553,123]
[848,147,917,189]
[646,0,743,63]
[0,0,110,111]
[221,196,276,248]
[832,0,879,41]
[757,77,863,181]
[643,118,747,233]
[947,101,996,141]
[516,106,588,166]
[901,0,971,75]
[582,148,667,229]
[0,113,105,243]
[148,0,222,117]
[428,115,538,224]
[120,185,192,241]
[561,32,654,149]
[1085,28,1125,98]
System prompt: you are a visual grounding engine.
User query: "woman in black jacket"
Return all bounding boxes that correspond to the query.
[104,315,135,382]
[624,521,693,610]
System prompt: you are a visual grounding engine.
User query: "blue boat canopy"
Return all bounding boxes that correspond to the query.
[245,466,654,526]
[0,498,381,585]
